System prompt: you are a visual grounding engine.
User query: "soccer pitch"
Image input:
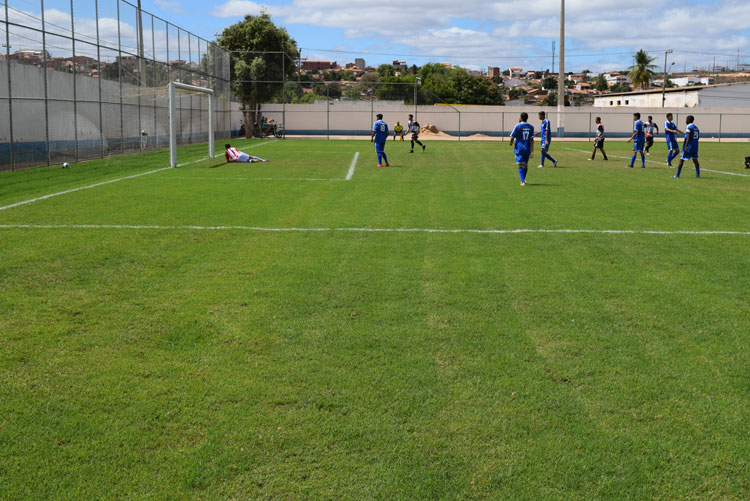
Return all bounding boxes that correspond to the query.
[1,138,748,499]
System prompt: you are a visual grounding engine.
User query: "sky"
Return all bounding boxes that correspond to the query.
[4,0,750,73]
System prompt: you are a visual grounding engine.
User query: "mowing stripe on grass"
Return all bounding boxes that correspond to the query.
[0,154,235,212]
[562,147,750,177]
[346,152,360,180]
[1,224,749,236]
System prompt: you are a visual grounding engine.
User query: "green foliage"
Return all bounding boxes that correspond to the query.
[610,82,633,93]
[541,91,570,106]
[628,49,658,89]
[542,76,557,90]
[594,74,609,92]
[218,13,298,135]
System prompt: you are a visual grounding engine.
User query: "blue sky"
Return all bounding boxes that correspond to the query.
[5,0,750,73]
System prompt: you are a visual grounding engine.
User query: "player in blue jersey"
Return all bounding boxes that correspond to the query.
[509,112,534,186]
[626,112,646,168]
[673,115,700,179]
[664,113,683,167]
[536,111,557,168]
[370,114,389,167]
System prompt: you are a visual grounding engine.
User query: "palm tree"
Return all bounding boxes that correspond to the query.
[594,74,608,92]
[628,49,657,90]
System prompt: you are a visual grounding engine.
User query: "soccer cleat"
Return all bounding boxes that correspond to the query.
[553,160,558,168]
[672,175,679,179]
[604,157,608,161]
[537,164,544,168]
[521,182,526,186]
[385,163,389,167]
[641,165,645,168]
[422,145,426,151]
[625,165,633,168]
[377,164,382,168]
[409,150,414,153]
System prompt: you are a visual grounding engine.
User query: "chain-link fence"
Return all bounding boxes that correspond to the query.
[250,81,750,141]
[1,0,231,171]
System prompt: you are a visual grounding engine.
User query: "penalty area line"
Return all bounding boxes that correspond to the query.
[1,224,749,236]
[0,156,210,213]
[346,152,360,180]
[562,147,750,177]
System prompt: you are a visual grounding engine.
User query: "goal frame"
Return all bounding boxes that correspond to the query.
[169,82,214,167]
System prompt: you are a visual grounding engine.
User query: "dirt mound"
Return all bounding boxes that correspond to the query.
[419,123,451,137]
[469,133,490,138]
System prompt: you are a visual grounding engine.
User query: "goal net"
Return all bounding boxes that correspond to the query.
[168,82,215,167]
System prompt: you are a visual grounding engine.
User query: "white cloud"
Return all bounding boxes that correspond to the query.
[206,0,750,72]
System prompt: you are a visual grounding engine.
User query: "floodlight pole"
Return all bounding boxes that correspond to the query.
[557,0,565,137]
[662,49,673,107]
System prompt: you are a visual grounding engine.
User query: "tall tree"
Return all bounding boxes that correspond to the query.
[218,12,298,137]
[628,49,657,90]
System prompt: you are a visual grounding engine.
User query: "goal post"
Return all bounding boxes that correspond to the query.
[169,82,215,168]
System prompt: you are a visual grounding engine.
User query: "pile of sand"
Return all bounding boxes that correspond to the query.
[419,124,452,137]
[468,133,490,138]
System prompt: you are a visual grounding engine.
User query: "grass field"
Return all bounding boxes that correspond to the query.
[1,137,749,499]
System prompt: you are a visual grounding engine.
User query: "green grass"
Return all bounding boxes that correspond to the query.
[1,138,749,499]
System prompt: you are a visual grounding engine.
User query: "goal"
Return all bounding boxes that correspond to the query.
[169,82,215,167]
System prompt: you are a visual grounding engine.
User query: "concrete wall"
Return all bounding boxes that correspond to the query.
[250,101,750,139]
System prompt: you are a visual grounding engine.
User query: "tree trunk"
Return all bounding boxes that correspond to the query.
[243,109,254,138]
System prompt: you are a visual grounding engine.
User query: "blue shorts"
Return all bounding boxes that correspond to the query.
[541,140,550,150]
[633,141,644,153]
[681,150,698,160]
[374,141,386,153]
[515,152,530,165]
[667,138,679,151]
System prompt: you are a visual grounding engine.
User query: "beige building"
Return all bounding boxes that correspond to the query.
[593,82,750,108]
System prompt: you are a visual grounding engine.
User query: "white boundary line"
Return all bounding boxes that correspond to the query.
[562,147,750,177]
[168,177,346,182]
[1,224,749,236]
[346,152,360,180]
[0,156,212,212]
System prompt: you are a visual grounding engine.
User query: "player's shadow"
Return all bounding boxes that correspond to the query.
[209,161,230,168]
[527,183,562,187]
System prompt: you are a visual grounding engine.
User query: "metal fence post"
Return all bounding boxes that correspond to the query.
[41,0,51,165]
[501,112,504,142]
[5,0,15,170]
[718,113,722,142]
[458,110,461,141]
[588,112,592,141]
[117,0,124,154]
[70,0,79,162]
[95,0,104,158]
[282,51,286,139]
[326,83,330,140]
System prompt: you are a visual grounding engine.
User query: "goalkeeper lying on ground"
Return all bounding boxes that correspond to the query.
[224,144,268,163]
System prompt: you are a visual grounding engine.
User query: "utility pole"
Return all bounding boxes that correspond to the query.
[552,41,555,72]
[137,0,145,83]
[557,0,565,137]
[662,49,673,107]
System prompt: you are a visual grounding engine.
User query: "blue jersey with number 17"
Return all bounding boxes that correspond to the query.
[511,122,534,155]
